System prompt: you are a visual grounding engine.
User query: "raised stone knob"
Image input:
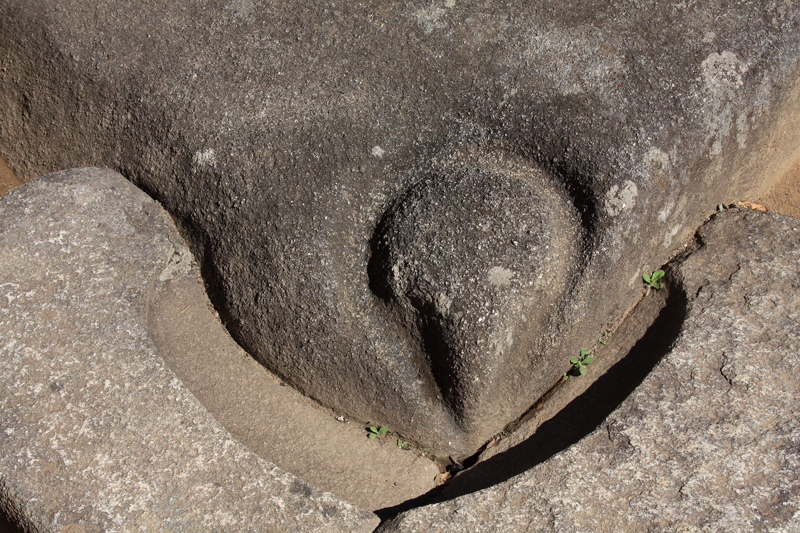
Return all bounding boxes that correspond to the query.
[370,153,581,432]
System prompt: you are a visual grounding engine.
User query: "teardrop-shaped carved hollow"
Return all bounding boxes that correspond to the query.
[369,154,582,431]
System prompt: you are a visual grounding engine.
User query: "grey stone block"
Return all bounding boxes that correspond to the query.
[378,208,800,532]
[1,0,799,455]
[0,168,379,532]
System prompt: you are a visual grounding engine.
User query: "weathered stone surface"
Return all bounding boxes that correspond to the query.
[369,152,581,432]
[0,154,21,197]
[149,246,440,511]
[0,168,379,532]
[378,208,800,532]
[1,0,799,455]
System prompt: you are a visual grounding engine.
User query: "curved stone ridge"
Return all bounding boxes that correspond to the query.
[0,168,378,532]
[370,153,580,430]
[1,0,798,457]
[378,209,800,532]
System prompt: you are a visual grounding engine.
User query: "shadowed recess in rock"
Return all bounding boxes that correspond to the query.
[375,278,687,520]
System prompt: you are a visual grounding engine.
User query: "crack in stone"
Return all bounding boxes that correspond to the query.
[719,351,734,391]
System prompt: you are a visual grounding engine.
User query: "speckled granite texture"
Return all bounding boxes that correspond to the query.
[0,168,379,532]
[379,208,800,532]
[2,0,798,455]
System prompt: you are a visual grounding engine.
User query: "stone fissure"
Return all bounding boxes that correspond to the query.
[719,352,735,391]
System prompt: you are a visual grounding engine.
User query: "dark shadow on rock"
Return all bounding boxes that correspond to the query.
[375,279,687,521]
[550,163,599,242]
[0,505,27,533]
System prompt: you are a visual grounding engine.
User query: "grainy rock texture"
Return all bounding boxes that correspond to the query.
[149,247,440,512]
[0,168,379,532]
[369,154,581,433]
[378,208,800,532]
[1,0,799,455]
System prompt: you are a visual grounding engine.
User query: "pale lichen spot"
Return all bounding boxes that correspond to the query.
[701,51,749,157]
[658,200,674,223]
[604,180,638,216]
[645,147,671,175]
[414,6,447,33]
[193,148,217,169]
[225,0,253,20]
[371,145,385,158]
[490,325,514,358]
[435,292,452,316]
[702,51,747,91]
[663,224,681,248]
[736,113,749,148]
[488,266,513,287]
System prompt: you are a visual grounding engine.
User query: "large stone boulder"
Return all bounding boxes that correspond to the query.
[0,168,379,532]
[378,208,800,532]
[1,0,798,455]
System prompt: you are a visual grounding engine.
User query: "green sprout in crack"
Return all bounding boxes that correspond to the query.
[397,438,407,448]
[598,330,611,345]
[570,347,594,377]
[368,425,388,440]
[643,269,665,290]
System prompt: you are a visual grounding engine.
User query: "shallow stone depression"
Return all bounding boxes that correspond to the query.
[1,151,799,529]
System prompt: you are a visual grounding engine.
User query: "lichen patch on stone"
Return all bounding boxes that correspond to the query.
[192,148,217,169]
[701,51,750,156]
[487,266,513,287]
[413,6,448,34]
[604,180,638,216]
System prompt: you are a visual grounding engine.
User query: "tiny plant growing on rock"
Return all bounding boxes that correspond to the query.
[643,270,665,290]
[570,347,594,376]
[368,425,388,439]
[598,330,611,345]
[397,438,407,447]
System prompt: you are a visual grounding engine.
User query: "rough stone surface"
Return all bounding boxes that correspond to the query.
[378,208,800,532]
[148,256,440,511]
[0,154,21,197]
[369,153,581,433]
[1,0,799,455]
[0,168,379,532]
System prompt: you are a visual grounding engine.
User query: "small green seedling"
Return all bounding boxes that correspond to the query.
[643,270,665,290]
[368,425,388,439]
[598,330,611,345]
[570,347,594,376]
[397,438,407,447]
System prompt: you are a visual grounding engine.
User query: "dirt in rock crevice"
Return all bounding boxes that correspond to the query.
[750,156,800,219]
[0,154,22,197]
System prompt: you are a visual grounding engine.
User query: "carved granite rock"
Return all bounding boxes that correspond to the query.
[379,208,800,532]
[1,0,798,454]
[369,151,581,432]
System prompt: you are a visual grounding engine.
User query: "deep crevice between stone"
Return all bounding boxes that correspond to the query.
[373,275,687,523]
[550,163,598,245]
